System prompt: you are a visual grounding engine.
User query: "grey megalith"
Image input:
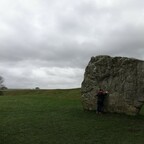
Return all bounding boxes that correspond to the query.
[81,55,144,115]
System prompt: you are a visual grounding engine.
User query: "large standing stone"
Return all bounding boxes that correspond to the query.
[81,55,144,115]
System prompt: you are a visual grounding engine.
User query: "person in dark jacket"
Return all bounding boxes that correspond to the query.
[96,89,106,114]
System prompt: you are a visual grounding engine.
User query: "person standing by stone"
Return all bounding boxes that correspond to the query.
[96,89,105,114]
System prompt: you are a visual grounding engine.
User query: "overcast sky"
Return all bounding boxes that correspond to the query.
[0,0,144,89]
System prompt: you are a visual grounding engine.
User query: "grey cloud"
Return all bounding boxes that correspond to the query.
[101,24,144,58]
[0,64,83,89]
[0,0,144,88]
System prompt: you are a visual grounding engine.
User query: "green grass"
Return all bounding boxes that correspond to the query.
[0,89,144,144]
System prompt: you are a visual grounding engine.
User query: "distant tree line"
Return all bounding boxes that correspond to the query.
[0,76,7,95]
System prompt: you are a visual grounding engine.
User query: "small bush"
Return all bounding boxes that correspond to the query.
[0,90,3,96]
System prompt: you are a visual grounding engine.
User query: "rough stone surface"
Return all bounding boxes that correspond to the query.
[81,55,144,115]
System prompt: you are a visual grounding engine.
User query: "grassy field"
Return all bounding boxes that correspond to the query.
[0,89,144,144]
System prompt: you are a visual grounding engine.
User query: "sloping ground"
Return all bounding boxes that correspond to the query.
[0,89,144,144]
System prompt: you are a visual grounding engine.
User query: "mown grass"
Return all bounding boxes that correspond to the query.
[0,89,144,144]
